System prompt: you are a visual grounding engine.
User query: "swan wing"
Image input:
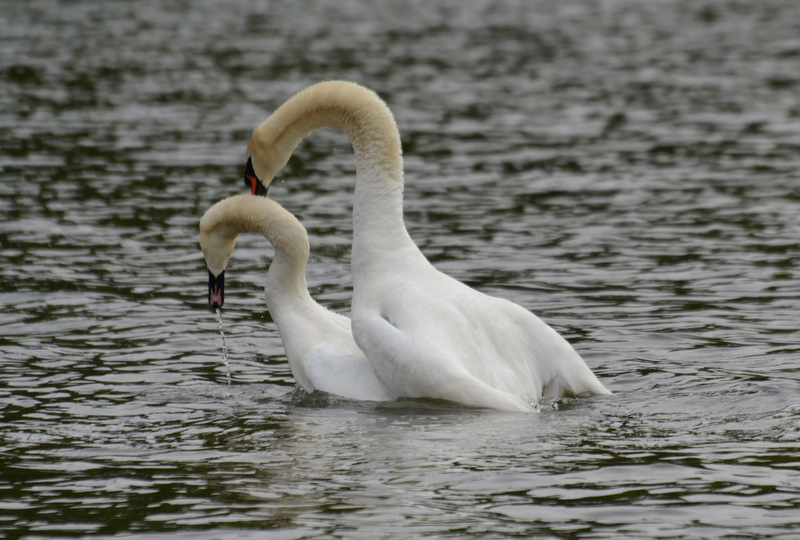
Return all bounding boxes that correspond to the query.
[498,297,612,398]
[303,344,394,402]
[365,272,610,402]
[352,314,534,412]
[407,288,611,399]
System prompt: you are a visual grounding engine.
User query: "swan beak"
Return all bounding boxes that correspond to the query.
[208,270,225,309]
[244,157,268,197]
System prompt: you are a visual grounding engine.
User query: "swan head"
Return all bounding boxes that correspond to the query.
[199,223,237,310]
[245,122,294,197]
[199,194,311,310]
[207,269,225,310]
[244,156,268,197]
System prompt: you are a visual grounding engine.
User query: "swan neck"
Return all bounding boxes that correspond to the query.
[257,81,404,186]
[250,82,417,268]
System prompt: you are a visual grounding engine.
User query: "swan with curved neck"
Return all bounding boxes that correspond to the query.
[245,81,610,412]
[199,194,393,402]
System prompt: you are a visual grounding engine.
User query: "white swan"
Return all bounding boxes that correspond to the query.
[244,81,611,412]
[199,194,393,402]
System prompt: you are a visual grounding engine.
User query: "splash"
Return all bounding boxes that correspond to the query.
[215,308,231,397]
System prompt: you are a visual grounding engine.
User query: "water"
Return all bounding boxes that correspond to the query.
[2,0,799,537]
[216,308,231,397]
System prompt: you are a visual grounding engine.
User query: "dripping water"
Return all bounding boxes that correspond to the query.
[215,308,231,397]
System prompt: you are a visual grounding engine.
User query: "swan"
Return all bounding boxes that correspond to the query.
[244,81,611,412]
[199,194,393,402]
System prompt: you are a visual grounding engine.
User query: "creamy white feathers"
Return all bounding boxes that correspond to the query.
[199,194,393,402]
[244,81,610,412]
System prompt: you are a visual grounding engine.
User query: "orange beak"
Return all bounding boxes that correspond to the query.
[244,157,268,196]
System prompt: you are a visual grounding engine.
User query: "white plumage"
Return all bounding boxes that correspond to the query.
[243,81,611,411]
[200,194,392,402]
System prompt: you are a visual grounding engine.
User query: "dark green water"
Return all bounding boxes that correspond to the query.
[2,0,799,537]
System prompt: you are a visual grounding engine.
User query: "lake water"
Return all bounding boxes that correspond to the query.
[2,0,799,537]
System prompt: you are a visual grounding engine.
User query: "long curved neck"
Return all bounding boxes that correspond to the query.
[261,215,311,301]
[253,82,413,254]
[258,82,403,185]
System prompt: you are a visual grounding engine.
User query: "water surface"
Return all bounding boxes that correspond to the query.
[1,0,799,538]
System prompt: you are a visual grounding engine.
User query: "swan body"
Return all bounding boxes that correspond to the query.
[245,81,611,412]
[199,194,393,402]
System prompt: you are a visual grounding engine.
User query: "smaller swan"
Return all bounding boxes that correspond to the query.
[199,194,393,402]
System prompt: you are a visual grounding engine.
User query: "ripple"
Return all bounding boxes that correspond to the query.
[2,0,800,538]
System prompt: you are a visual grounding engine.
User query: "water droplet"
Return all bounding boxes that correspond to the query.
[216,308,232,397]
